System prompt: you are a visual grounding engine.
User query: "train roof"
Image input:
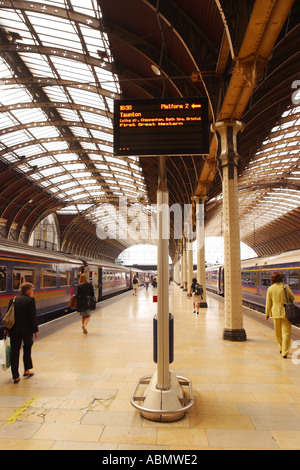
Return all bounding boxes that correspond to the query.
[84,257,131,271]
[241,249,300,268]
[0,240,130,270]
[0,239,82,265]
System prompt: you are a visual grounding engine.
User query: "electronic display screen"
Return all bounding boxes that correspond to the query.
[113,97,209,157]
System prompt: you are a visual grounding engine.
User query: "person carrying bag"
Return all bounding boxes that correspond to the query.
[266,272,295,359]
[76,274,96,335]
[4,283,39,383]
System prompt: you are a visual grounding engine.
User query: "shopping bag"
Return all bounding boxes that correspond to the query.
[6,341,11,369]
[0,339,7,371]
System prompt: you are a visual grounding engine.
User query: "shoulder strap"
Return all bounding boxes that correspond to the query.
[282,284,290,304]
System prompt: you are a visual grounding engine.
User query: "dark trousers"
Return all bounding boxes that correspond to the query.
[10,334,33,379]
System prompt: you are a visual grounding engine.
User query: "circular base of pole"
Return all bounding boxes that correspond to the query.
[223,328,247,342]
[131,371,194,422]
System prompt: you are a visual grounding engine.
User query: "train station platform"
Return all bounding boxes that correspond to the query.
[1,283,300,451]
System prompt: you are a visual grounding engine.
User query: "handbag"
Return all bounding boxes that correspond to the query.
[69,295,78,310]
[87,296,96,311]
[2,297,16,329]
[283,284,300,326]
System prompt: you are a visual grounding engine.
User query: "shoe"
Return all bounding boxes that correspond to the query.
[82,326,88,334]
[23,372,34,378]
[13,378,20,384]
[282,355,288,359]
[196,311,199,315]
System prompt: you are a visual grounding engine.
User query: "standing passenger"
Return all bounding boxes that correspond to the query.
[5,282,39,384]
[265,272,295,358]
[132,275,139,296]
[145,276,150,291]
[76,274,95,335]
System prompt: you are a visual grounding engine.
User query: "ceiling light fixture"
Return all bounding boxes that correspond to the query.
[151,64,161,76]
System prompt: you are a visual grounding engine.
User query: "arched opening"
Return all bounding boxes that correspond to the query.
[117,243,172,268]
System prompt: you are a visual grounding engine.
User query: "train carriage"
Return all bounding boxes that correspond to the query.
[206,249,300,315]
[0,241,82,324]
[0,241,141,337]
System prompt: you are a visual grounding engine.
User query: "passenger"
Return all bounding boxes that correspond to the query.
[132,275,139,296]
[145,275,150,291]
[76,274,95,335]
[189,278,202,315]
[265,272,295,358]
[4,282,39,384]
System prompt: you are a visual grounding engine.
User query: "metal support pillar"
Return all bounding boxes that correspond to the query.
[188,240,193,291]
[174,253,180,285]
[211,121,247,342]
[156,185,170,390]
[131,157,193,421]
[180,240,184,289]
[194,197,208,308]
[182,237,188,291]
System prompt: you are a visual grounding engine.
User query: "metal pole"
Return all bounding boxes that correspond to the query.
[156,156,170,390]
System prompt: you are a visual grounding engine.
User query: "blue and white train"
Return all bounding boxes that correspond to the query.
[0,240,145,335]
[206,249,300,313]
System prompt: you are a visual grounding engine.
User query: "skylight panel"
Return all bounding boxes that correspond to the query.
[11,108,46,125]
[50,56,94,82]
[0,130,29,147]
[40,167,64,177]
[69,127,90,138]
[29,126,60,140]
[55,153,79,163]
[19,54,56,78]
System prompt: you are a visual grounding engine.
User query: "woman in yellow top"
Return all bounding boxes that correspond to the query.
[265,272,295,358]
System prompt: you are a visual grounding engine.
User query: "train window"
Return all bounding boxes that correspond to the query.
[41,268,57,288]
[60,270,71,287]
[242,271,257,286]
[0,267,6,292]
[13,267,36,291]
[289,271,300,291]
[261,271,272,287]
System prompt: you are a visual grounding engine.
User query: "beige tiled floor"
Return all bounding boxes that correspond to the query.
[1,284,300,450]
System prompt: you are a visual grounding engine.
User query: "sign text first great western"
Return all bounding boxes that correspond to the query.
[113,97,209,157]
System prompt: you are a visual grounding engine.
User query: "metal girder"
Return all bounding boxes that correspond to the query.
[0,102,113,121]
[0,43,114,73]
[195,0,295,198]
[1,77,119,100]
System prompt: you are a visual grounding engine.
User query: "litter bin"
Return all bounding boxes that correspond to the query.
[153,313,174,364]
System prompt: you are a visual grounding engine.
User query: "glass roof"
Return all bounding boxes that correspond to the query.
[238,103,300,232]
[0,0,149,235]
[206,101,300,242]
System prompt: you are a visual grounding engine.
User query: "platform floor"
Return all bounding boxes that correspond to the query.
[1,283,300,450]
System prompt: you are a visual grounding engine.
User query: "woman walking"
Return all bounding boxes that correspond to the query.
[5,282,39,384]
[76,274,95,335]
[266,272,295,358]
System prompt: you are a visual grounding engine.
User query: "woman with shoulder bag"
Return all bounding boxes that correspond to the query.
[76,274,95,335]
[265,272,295,358]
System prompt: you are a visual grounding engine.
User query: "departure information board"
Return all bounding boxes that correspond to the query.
[114,97,209,157]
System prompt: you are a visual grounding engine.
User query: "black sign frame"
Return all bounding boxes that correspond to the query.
[114,97,209,157]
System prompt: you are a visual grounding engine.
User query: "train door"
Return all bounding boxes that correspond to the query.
[218,267,224,295]
[98,267,103,301]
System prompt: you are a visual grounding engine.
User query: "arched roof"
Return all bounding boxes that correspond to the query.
[0,0,299,261]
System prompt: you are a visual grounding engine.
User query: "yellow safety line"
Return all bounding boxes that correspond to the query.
[6,395,39,424]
